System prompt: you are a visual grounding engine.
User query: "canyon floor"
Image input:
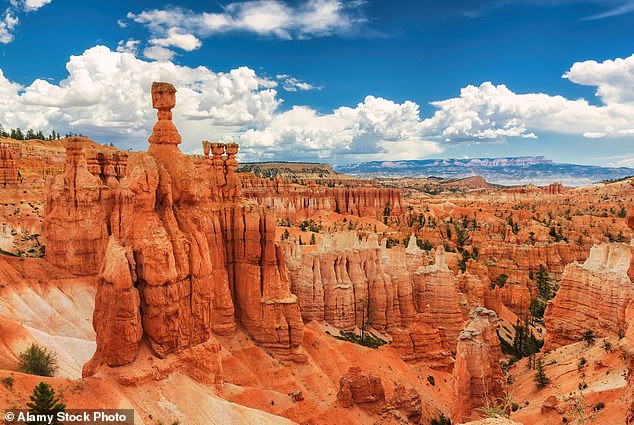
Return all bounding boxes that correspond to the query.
[0,92,633,425]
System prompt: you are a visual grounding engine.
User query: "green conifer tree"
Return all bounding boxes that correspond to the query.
[26,382,66,425]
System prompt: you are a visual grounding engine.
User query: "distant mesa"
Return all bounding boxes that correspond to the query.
[335,156,634,186]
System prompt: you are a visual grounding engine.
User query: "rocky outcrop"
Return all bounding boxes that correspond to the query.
[284,233,460,366]
[283,232,399,331]
[544,243,634,350]
[452,308,503,424]
[479,242,589,277]
[412,246,465,354]
[44,137,110,275]
[542,182,565,195]
[337,366,386,408]
[390,307,453,369]
[240,173,404,222]
[0,143,18,186]
[74,82,305,377]
[621,178,634,424]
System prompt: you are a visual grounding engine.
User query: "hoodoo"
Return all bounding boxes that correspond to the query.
[61,82,308,377]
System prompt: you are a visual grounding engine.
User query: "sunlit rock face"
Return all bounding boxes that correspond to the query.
[544,242,634,350]
[43,83,306,379]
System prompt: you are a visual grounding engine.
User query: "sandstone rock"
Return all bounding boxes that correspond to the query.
[80,82,306,376]
[388,384,422,423]
[452,307,504,423]
[0,143,19,185]
[44,137,109,275]
[336,367,385,408]
[541,394,559,413]
[240,173,404,222]
[413,247,465,354]
[289,389,304,402]
[621,180,634,424]
[544,243,634,350]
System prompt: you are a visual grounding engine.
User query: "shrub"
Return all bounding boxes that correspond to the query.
[430,413,451,425]
[578,357,587,371]
[2,375,14,390]
[602,340,613,352]
[333,331,387,349]
[427,375,435,386]
[582,329,595,346]
[593,402,605,411]
[19,343,59,377]
[511,402,519,412]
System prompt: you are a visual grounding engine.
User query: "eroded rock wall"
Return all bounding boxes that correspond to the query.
[544,243,634,350]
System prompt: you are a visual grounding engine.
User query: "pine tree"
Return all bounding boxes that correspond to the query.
[310,233,316,245]
[26,382,66,425]
[534,357,550,389]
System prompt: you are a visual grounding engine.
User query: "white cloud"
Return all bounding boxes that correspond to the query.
[0,11,18,43]
[420,54,634,143]
[125,0,366,49]
[564,54,634,104]
[239,96,443,162]
[2,47,634,164]
[116,39,140,55]
[150,28,202,51]
[0,46,280,152]
[22,0,52,12]
[276,74,320,91]
[0,0,50,43]
[143,45,176,61]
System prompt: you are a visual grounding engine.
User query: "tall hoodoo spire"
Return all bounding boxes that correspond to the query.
[148,82,182,146]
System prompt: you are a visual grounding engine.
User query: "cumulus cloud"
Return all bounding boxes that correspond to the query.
[0,46,280,152]
[2,47,634,163]
[239,96,443,162]
[420,53,634,143]
[143,45,176,61]
[124,0,367,56]
[150,27,202,51]
[20,0,52,12]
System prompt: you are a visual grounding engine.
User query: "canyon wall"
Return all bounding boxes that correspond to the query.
[544,242,634,350]
[0,143,19,186]
[240,173,405,222]
[283,233,460,367]
[622,178,634,424]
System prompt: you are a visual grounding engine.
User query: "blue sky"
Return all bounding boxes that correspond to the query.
[0,0,633,166]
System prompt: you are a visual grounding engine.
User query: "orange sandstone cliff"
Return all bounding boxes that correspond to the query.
[41,83,308,378]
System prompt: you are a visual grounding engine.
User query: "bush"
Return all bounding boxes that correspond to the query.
[2,375,14,390]
[582,329,596,346]
[511,402,519,412]
[593,402,605,411]
[427,375,435,386]
[430,413,451,425]
[333,331,387,349]
[19,343,59,377]
[578,357,587,371]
